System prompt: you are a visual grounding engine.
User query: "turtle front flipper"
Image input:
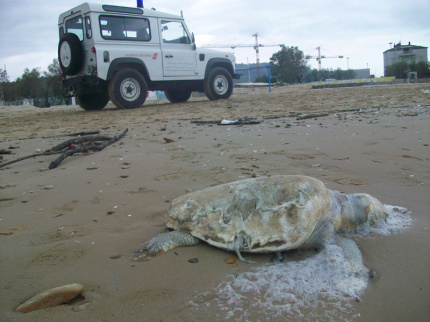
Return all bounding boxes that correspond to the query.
[132,231,200,261]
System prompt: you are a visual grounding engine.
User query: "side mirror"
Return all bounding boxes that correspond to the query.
[192,32,196,50]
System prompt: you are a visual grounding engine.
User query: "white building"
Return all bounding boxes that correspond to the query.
[383,42,428,74]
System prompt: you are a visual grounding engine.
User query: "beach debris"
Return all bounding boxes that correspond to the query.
[0,183,16,189]
[188,258,199,263]
[132,175,390,269]
[43,185,55,190]
[0,129,128,169]
[225,257,238,265]
[49,129,128,169]
[15,283,83,313]
[110,254,122,259]
[163,137,175,143]
[191,117,260,126]
[296,112,329,120]
[72,302,90,312]
[66,130,100,137]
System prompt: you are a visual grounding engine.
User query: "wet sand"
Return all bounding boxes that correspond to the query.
[1,84,429,321]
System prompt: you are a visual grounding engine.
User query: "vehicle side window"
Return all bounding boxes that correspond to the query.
[161,20,190,44]
[99,15,150,41]
[65,16,84,41]
[85,16,92,39]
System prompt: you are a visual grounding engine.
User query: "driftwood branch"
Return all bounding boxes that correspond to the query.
[0,129,128,169]
[49,129,128,169]
[296,112,329,120]
[65,130,100,137]
[47,135,113,152]
[0,151,56,168]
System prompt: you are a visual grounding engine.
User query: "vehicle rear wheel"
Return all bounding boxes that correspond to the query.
[58,33,83,76]
[164,89,192,103]
[203,67,233,101]
[76,90,109,111]
[108,69,147,109]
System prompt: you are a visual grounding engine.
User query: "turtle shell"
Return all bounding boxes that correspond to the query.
[165,175,333,253]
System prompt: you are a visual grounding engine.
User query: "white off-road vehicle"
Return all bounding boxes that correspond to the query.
[58,2,238,110]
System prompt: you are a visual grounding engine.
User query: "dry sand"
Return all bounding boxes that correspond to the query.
[1,84,429,321]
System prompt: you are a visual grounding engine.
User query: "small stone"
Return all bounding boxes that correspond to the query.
[107,210,116,215]
[225,257,238,264]
[188,258,199,263]
[44,185,54,190]
[163,137,175,143]
[109,254,121,259]
[72,302,90,312]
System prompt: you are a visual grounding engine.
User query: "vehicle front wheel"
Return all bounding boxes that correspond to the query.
[108,69,147,109]
[76,91,109,111]
[164,89,192,103]
[203,67,233,101]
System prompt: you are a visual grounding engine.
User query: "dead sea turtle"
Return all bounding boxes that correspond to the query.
[132,175,389,263]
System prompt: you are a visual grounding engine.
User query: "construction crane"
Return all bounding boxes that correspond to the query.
[201,33,283,75]
[306,46,344,72]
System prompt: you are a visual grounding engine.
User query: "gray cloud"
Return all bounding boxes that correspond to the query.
[0,0,428,80]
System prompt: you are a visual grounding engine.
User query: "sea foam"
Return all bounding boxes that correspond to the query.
[189,205,412,321]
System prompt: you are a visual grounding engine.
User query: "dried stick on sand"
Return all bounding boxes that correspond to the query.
[0,129,128,169]
[48,128,128,169]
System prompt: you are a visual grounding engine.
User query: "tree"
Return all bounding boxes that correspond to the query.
[17,67,44,98]
[411,61,430,78]
[0,68,8,101]
[0,68,9,82]
[44,58,63,98]
[303,68,356,82]
[385,61,409,78]
[270,46,308,84]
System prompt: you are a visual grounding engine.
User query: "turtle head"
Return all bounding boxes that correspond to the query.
[331,191,389,229]
[347,193,389,227]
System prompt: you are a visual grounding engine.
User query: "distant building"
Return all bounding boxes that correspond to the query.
[353,68,371,79]
[383,42,428,75]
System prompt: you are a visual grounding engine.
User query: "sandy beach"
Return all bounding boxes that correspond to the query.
[1,83,429,321]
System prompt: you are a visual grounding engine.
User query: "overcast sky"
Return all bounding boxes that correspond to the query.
[0,0,429,81]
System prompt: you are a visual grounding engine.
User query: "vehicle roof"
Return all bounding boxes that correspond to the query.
[58,2,183,24]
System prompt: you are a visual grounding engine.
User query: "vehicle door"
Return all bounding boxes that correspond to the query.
[158,19,197,78]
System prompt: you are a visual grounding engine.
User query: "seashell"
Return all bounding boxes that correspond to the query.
[15,283,83,313]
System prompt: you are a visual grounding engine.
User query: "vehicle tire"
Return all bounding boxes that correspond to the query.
[108,69,147,109]
[76,90,109,111]
[203,67,233,101]
[164,89,192,103]
[58,33,83,76]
